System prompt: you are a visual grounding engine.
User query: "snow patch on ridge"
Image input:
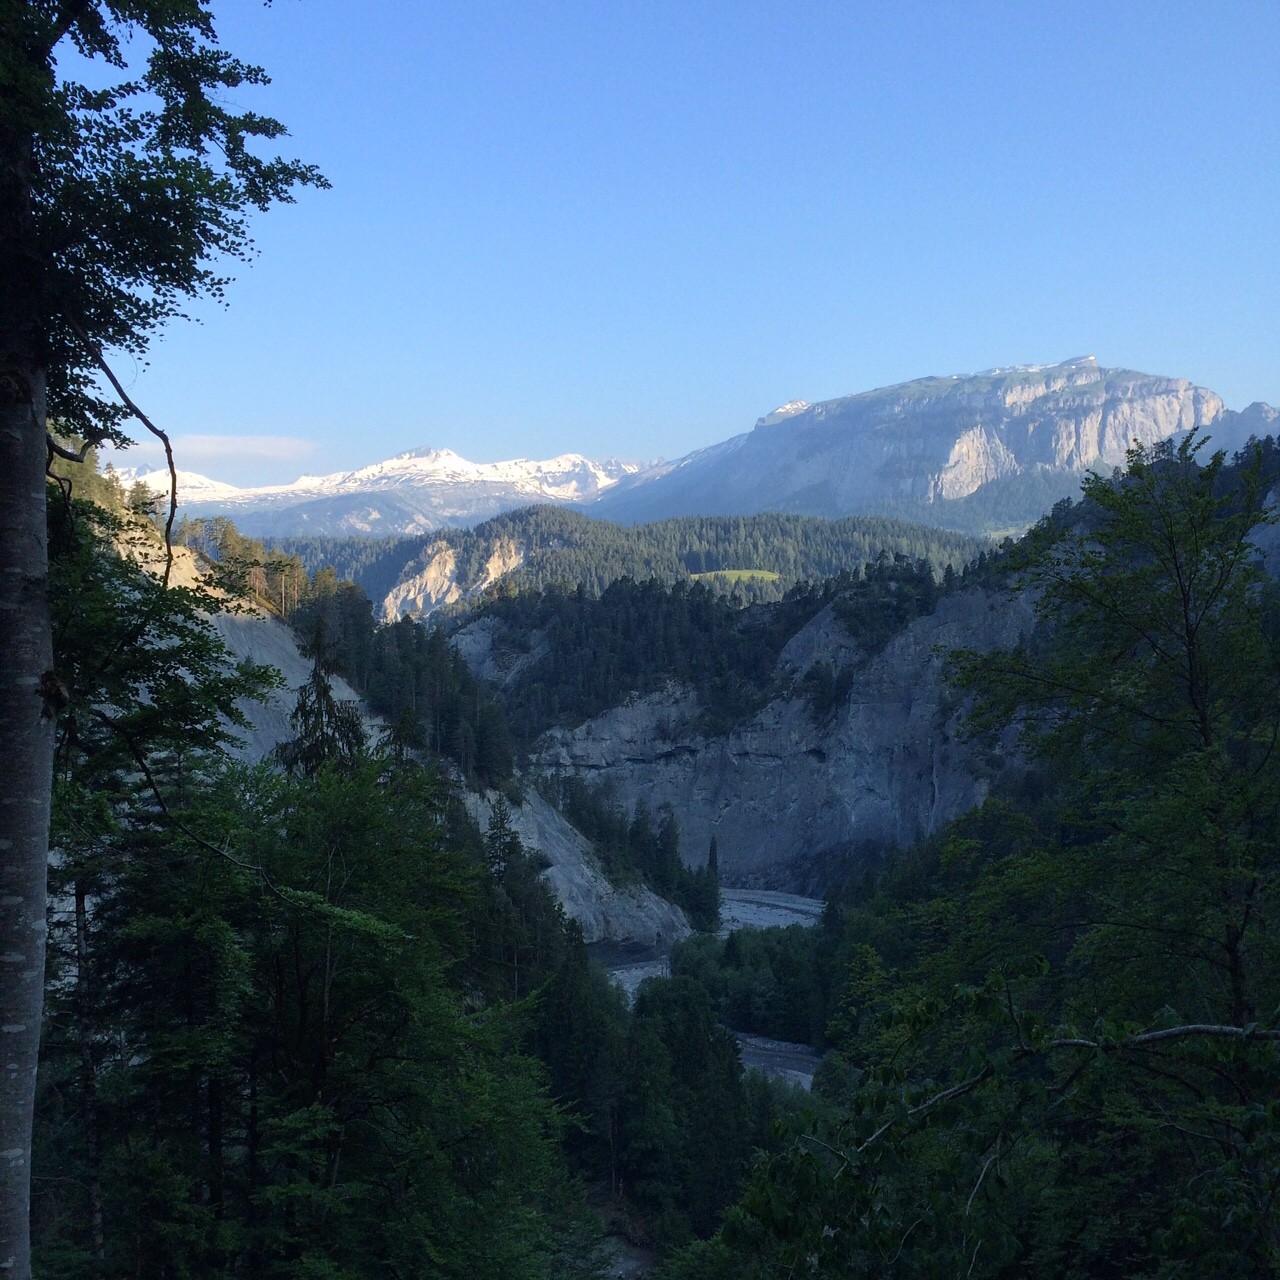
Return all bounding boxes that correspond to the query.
[755,400,811,428]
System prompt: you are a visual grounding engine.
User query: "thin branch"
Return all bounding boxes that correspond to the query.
[887,1218,924,1265]
[965,1136,1001,1216]
[1050,1024,1280,1051]
[799,1132,852,1163]
[63,314,177,586]
[966,1238,984,1278]
[857,1065,995,1155]
[46,435,93,464]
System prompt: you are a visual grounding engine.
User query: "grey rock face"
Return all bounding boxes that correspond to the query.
[532,588,1034,891]
[210,609,380,760]
[467,791,691,947]
[449,615,550,689]
[591,357,1230,525]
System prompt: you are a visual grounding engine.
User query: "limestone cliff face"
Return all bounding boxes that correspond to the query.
[929,362,1223,498]
[591,357,1229,525]
[381,537,524,622]
[532,588,1034,891]
[381,542,462,619]
[777,357,1224,505]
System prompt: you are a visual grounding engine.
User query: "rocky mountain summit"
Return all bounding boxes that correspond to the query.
[591,357,1257,529]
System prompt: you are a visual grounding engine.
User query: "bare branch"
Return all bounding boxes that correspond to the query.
[1051,1024,1280,1051]
[46,436,93,465]
[62,315,177,586]
[857,1065,995,1155]
[965,1135,1001,1216]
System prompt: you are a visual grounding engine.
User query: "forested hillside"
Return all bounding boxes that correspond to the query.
[39,436,1280,1277]
[658,434,1280,1278]
[37,470,827,1273]
[267,506,985,615]
[473,553,948,743]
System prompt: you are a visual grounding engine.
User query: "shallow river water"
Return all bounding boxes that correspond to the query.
[588,888,826,1088]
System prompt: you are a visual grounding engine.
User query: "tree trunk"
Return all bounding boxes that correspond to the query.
[74,879,105,1264]
[0,362,53,1280]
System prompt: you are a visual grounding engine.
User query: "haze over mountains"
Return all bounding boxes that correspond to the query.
[127,358,1277,537]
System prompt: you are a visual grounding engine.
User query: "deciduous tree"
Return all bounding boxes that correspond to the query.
[0,5,323,1270]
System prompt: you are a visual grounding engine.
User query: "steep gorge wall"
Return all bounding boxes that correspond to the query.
[532,588,1034,891]
[210,607,687,943]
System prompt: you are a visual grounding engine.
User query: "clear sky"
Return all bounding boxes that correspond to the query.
[96,0,1280,487]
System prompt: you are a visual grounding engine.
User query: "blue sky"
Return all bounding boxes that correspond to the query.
[97,1,1280,486]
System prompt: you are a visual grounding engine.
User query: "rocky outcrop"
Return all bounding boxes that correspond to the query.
[467,790,691,947]
[449,615,550,688]
[381,537,525,622]
[532,587,1034,891]
[381,542,462,618]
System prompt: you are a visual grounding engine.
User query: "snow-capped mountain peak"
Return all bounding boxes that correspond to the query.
[143,446,644,538]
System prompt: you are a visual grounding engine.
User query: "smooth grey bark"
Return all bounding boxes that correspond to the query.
[0,363,53,1279]
[75,880,105,1261]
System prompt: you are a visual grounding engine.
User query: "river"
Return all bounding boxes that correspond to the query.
[588,887,826,1088]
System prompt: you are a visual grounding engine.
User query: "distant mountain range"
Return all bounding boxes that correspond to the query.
[124,358,1278,537]
[119,448,637,537]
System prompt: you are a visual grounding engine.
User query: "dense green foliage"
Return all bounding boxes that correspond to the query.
[35,491,812,1272]
[176,515,311,614]
[532,962,809,1252]
[671,924,834,1047]
[2,14,324,1266]
[42,435,1280,1276]
[662,434,1280,1278]
[282,578,516,789]
[36,498,606,1278]
[266,534,424,609]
